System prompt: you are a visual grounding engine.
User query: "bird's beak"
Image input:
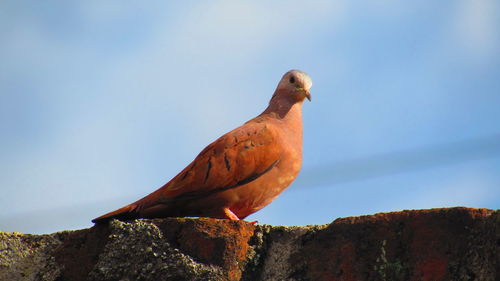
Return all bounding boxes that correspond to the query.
[304,90,311,101]
[297,88,311,101]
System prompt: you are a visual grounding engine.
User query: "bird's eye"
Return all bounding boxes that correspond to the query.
[289,76,295,84]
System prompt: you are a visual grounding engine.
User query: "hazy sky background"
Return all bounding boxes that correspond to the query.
[1,0,499,234]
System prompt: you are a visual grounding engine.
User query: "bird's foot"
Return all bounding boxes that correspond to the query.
[223,208,241,221]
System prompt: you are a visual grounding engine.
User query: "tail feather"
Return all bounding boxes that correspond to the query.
[91,204,139,223]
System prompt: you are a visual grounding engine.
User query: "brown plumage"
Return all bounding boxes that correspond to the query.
[92,70,312,223]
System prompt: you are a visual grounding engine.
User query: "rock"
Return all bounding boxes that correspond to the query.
[0,232,62,281]
[0,207,498,281]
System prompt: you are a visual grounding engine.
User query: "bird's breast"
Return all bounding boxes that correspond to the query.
[221,150,302,218]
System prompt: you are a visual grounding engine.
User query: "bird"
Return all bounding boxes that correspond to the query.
[92,70,312,223]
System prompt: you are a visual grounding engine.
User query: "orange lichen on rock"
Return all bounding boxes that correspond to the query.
[153,218,256,281]
[414,256,448,281]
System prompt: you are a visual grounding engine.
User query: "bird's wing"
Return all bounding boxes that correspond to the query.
[157,120,281,200]
[91,120,282,223]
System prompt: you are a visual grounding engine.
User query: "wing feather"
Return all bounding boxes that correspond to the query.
[159,121,281,199]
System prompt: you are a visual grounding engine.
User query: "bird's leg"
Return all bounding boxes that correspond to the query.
[223,208,258,224]
[223,208,240,220]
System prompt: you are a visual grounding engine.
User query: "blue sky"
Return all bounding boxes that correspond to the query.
[1,1,499,234]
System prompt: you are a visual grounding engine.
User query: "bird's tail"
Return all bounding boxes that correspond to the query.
[91,204,139,223]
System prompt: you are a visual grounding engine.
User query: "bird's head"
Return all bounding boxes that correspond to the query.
[275,70,312,102]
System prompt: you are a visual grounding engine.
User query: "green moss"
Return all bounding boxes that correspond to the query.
[374,240,406,281]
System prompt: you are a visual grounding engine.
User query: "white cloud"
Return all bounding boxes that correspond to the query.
[170,0,343,64]
[452,0,499,61]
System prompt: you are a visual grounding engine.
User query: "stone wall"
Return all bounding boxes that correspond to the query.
[1,207,498,280]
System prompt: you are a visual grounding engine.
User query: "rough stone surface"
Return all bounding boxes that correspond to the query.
[0,207,498,281]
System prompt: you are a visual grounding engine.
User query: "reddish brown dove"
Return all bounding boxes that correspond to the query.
[92,70,312,223]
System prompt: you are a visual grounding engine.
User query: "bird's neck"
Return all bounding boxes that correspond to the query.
[259,91,304,157]
[262,90,304,119]
[260,92,304,136]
